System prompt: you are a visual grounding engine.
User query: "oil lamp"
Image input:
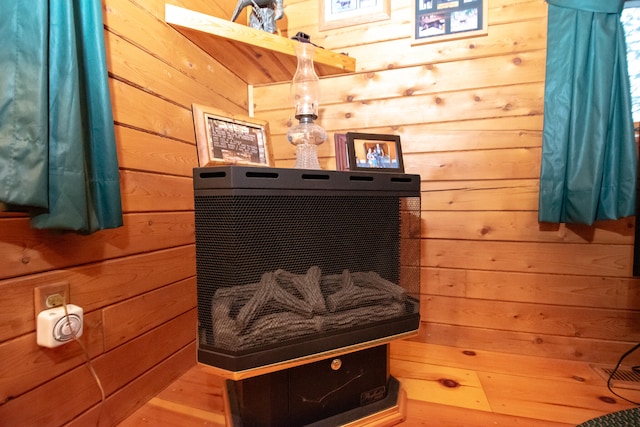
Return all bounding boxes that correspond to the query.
[287,39,326,169]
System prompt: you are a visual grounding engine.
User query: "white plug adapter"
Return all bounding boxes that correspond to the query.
[37,304,84,348]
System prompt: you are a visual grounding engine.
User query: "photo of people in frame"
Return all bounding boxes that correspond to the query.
[346,132,404,172]
[364,142,389,167]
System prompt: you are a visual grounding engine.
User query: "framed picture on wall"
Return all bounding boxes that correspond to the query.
[192,104,274,167]
[320,0,390,31]
[413,0,488,45]
[346,132,404,172]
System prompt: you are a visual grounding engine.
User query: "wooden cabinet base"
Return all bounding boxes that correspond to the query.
[339,380,407,427]
[221,345,406,426]
[223,376,406,427]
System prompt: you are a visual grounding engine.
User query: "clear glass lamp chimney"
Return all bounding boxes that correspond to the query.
[287,41,326,169]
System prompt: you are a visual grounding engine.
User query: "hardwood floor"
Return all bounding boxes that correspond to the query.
[118,340,640,426]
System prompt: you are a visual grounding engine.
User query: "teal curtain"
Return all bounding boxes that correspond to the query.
[539,0,637,225]
[0,0,123,233]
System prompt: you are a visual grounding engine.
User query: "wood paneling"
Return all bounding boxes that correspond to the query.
[421,179,541,211]
[252,0,640,366]
[422,295,639,342]
[102,278,196,351]
[0,246,194,344]
[3,0,639,425]
[423,211,634,243]
[0,212,194,280]
[423,239,632,277]
[0,0,241,424]
[423,268,640,309]
[110,79,196,142]
[260,82,545,137]
[416,323,640,363]
[0,311,196,426]
[0,311,104,404]
[67,343,197,427]
[115,125,197,176]
[256,49,547,110]
[329,18,548,72]
[103,0,247,111]
[407,147,541,181]
[105,31,231,110]
[120,171,194,212]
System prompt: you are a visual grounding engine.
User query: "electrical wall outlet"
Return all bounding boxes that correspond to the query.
[34,281,83,348]
[34,282,70,315]
[37,304,83,348]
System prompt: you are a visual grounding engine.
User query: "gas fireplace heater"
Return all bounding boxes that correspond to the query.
[194,166,421,425]
[193,166,421,374]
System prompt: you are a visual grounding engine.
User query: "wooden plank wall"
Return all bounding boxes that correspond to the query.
[253,0,640,364]
[0,0,245,425]
[1,0,639,425]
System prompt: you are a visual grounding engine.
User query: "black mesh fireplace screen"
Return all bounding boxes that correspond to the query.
[193,166,421,372]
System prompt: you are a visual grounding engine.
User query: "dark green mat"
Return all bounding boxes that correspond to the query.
[577,407,640,426]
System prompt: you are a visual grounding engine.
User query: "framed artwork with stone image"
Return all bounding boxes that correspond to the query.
[192,104,273,167]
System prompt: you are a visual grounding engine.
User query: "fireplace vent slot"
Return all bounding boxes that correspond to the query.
[301,173,331,180]
[349,175,374,181]
[245,171,279,179]
[200,171,227,179]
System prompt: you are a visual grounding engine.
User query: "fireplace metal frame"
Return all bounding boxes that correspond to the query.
[193,166,421,373]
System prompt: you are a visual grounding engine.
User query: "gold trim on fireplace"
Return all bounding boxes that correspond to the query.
[198,330,419,381]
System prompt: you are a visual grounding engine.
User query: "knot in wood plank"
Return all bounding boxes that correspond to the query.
[438,378,460,388]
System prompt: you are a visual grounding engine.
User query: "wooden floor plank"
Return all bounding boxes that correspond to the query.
[478,371,640,425]
[401,399,574,427]
[391,359,491,411]
[153,366,227,414]
[118,341,637,426]
[118,397,226,426]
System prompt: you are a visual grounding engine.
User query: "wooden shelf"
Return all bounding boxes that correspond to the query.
[165,4,356,85]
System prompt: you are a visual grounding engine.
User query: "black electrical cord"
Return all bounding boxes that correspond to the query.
[606,342,640,405]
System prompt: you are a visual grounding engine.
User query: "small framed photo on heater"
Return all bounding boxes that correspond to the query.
[192,104,274,167]
[346,132,404,172]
